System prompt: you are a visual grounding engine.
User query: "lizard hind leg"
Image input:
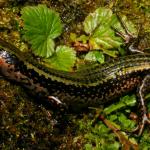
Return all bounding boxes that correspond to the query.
[132,75,150,136]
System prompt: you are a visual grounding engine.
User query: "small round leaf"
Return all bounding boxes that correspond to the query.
[21,5,63,57]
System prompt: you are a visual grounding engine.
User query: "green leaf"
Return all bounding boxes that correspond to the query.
[44,45,76,71]
[70,33,77,42]
[21,4,63,57]
[84,51,105,63]
[89,26,123,49]
[102,49,119,57]
[83,7,123,56]
[85,143,93,150]
[77,35,89,44]
[118,113,135,129]
[70,33,89,44]
[104,95,136,115]
[83,8,113,35]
